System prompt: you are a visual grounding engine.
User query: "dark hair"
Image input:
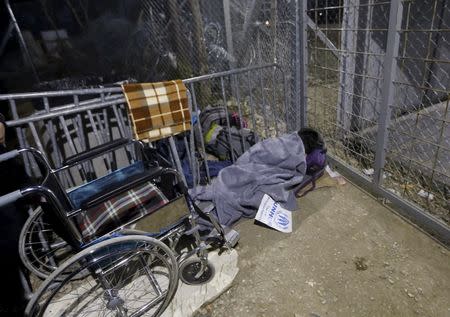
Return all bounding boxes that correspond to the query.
[298,128,325,154]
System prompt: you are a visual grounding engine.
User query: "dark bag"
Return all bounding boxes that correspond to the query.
[200,105,247,133]
[200,106,256,160]
[296,128,327,197]
[204,124,257,161]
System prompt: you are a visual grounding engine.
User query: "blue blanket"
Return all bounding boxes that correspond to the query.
[190,132,306,227]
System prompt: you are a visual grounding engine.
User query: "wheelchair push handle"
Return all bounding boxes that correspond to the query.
[0,149,20,163]
[0,190,23,207]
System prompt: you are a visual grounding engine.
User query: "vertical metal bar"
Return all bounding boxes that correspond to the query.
[112,104,133,164]
[247,72,257,131]
[119,104,136,162]
[9,99,32,176]
[183,136,191,167]
[168,136,187,186]
[58,116,86,181]
[373,0,403,185]
[189,83,210,182]
[234,74,247,151]
[112,104,127,138]
[118,104,133,139]
[189,129,199,188]
[100,93,115,170]
[5,0,40,83]
[95,112,114,171]
[183,135,195,187]
[295,0,308,129]
[223,0,236,69]
[100,93,112,142]
[87,110,103,147]
[73,96,86,152]
[281,69,289,133]
[43,98,59,165]
[73,95,94,178]
[43,97,70,186]
[358,0,374,132]
[271,67,279,136]
[258,69,269,137]
[271,0,278,63]
[27,122,45,154]
[87,109,111,172]
[220,76,236,162]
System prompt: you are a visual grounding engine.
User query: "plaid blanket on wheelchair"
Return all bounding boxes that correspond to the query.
[122,80,191,142]
[76,181,169,240]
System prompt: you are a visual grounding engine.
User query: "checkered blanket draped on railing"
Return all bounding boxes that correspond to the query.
[76,181,169,240]
[122,80,191,142]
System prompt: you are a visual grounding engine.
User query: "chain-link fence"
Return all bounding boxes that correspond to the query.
[4,0,298,134]
[306,0,449,241]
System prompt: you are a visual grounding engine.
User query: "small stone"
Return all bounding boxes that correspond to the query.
[321,299,327,304]
[388,278,395,284]
[407,292,415,298]
[370,297,375,301]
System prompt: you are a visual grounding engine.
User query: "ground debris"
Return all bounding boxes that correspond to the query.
[354,256,368,271]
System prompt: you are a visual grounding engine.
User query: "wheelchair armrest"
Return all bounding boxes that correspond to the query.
[63,138,130,166]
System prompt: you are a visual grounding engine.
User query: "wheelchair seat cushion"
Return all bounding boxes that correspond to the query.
[75,180,169,241]
[68,161,149,209]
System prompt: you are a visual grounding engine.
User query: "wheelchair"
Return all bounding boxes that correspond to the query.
[0,139,238,317]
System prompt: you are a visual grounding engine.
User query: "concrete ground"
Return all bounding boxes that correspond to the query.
[195,176,450,317]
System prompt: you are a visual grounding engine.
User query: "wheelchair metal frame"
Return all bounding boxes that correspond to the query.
[0,141,230,316]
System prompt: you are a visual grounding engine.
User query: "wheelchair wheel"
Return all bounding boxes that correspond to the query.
[179,257,215,285]
[25,235,179,317]
[19,206,74,279]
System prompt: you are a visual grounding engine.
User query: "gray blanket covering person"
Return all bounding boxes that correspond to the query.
[191,132,307,227]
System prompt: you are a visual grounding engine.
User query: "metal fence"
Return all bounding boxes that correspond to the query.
[305,0,449,243]
[0,64,288,189]
[1,0,449,243]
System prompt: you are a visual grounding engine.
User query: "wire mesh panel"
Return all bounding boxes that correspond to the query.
[306,0,449,235]
[306,0,389,179]
[385,0,450,224]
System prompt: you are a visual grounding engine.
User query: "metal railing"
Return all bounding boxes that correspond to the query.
[1,64,288,190]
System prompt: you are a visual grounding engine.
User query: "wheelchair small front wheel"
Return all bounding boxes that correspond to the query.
[179,257,215,285]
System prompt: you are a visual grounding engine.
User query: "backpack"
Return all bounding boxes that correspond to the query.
[200,106,257,160]
[296,128,327,197]
[200,105,247,132]
[204,123,257,161]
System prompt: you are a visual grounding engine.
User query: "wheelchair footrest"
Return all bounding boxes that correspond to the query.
[224,228,240,248]
[200,226,240,248]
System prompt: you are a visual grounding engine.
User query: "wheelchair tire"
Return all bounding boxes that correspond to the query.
[19,206,74,280]
[25,235,179,317]
[179,257,215,285]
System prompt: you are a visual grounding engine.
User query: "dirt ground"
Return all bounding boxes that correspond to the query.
[195,176,450,317]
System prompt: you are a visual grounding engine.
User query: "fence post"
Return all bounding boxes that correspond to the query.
[373,0,403,185]
[294,0,308,130]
